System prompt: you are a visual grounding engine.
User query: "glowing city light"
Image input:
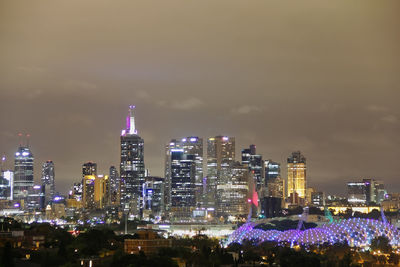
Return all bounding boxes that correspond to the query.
[226,218,400,248]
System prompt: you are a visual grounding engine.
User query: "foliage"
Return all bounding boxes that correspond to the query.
[370,236,392,253]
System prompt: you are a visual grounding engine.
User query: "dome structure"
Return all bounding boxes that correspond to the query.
[227,218,400,248]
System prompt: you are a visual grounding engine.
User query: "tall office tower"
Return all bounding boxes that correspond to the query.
[374,181,386,204]
[164,137,203,209]
[142,176,164,219]
[264,160,284,199]
[362,179,376,204]
[287,151,307,200]
[109,166,120,206]
[120,105,145,214]
[41,160,55,203]
[0,170,13,200]
[241,145,264,192]
[216,162,250,217]
[71,182,83,202]
[13,146,34,202]
[207,136,235,207]
[170,149,196,220]
[347,182,367,204]
[83,175,110,210]
[83,176,96,210]
[82,162,97,178]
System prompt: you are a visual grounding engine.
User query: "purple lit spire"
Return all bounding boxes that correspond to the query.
[121,105,138,136]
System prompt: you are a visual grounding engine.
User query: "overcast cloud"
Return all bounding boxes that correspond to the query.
[0,0,399,194]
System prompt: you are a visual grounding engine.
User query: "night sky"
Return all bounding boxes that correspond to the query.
[1,0,399,195]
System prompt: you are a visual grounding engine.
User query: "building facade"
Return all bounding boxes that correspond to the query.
[41,160,55,204]
[164,137,203,210]
[169,149,196,220]
[142,176,164,219]
[83,175,110,210]
[109,166,120,206]
[207,136,235,208]
[13,146,34,204]
[287,151,307,201]
[216,162,250,217]
[120,106,145,215]
[264,160,284,199]
[241,145,264,193]
[0,170,13,200]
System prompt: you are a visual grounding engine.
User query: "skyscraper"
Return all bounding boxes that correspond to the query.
[287,151,306,200]
[41,160,55,203]
[207,136,235,207]
[216,162,250,217]
[82,162,97,178]
[241,145,264,192]
[13,146,34,203]
[83,175,110,210]
[347,182,367,204]
[164,136,203,210]
[120,106,145,215]
[169,149,196,220]
[0,170,13,200]
[109,166,120,206]
[264,160,284,199]
[142,176,164,219]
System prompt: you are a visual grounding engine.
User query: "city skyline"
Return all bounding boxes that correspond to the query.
[1,0,399,195]
[0,119,396,198]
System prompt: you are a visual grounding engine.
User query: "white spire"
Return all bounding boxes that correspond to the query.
[127,105,137,135]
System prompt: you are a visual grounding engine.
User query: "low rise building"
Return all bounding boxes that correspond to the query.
[124,229,172,255]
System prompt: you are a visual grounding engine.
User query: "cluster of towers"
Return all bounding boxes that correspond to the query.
[88,105,309,221]
[0,141,56,211]
[0,105,310,221]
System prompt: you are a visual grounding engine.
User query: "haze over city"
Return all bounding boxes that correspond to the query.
[1,0,399,195]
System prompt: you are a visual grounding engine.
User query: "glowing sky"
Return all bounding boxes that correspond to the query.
[0,0,399,194]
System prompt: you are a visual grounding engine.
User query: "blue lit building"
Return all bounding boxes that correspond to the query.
[170,149,196,220]
[13,146,34,204]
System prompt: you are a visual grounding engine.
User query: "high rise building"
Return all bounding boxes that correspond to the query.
[0,170,13,200]
[83,176,96,210]
[347,182,367,204]
[241,145,264,192]
[82,162,97,178]
[13,146,34,203]
[216,162,250,217]
[142,176,164,219]
[207,136,235,207]
[287,151,307,200]
[374,181,386,204]
[83,175,110,210]
[264,160,284,199]
[170,149,196,220]
[347,179,386,205]
[120,106,145,215]
[165,137,203,209]
[41,160,55,203]
[109,166,120,206]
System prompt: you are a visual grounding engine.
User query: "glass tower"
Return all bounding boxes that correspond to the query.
[241,145,264,192]
[120,106,145,215]
[170,149,196,219]
[41,160,55,203]
[207,136,235,207]
[165,136,203,210]
[13,146,34,202]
